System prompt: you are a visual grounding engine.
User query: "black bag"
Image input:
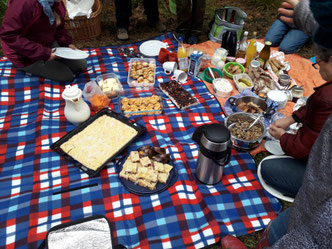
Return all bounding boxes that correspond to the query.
[38,215,126,249]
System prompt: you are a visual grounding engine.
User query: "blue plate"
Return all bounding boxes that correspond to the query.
[118,156,178,196]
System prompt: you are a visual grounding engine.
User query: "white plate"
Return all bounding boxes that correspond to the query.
[264,140,285,155]
[139,40,167,57]
[257,155,294,203]
[256,41,264,53]
[54,47,89,60]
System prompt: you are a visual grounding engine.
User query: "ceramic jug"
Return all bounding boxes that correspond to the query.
[62,85,91,125]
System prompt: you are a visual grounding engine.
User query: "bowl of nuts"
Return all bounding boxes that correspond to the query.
[224,62,245,79]
[127,58,156,88]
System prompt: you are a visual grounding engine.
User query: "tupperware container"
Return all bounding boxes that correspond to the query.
[127,58,156,88]
[96,73,123,98]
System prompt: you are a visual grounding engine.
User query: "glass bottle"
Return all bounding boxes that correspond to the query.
[221,30,237,57]
[258,41,272,69]
[236,31,248,58]
[177,36,188,71]
[245,32,257,68]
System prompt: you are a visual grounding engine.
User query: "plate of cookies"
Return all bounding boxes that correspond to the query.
[118,145,178,195]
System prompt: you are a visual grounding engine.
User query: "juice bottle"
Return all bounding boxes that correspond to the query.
[258,41,272,69]
[177,37,188,71]
[245,32,257,68]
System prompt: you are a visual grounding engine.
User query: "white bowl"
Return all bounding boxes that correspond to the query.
[267,90,288,109]
[213,78,233,98]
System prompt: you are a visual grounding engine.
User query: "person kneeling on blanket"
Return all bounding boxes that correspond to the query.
[0,0,86,82]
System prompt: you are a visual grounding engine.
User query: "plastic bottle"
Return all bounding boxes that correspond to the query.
[258,41,272,69]
[177,37,188,71]
[236,31,248,58]
[245,32,257,68]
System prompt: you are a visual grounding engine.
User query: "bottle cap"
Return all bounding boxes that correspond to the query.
[250,60,261,68]
[265,41,272,46]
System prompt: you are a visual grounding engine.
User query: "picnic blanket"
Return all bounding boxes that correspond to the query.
[0,33,281,249]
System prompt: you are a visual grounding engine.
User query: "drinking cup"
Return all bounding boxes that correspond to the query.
[171,70,187,83]
[163,61,177,75]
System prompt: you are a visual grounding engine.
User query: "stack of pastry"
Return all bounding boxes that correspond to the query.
[119,150,173,190]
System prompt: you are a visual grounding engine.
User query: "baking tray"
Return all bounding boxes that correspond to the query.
[51,108,146,177]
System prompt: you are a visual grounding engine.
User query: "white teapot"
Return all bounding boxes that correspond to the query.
[62,85,90,125]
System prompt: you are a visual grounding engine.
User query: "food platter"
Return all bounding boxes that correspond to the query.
[257,155,294,202]
[118,154,178,196]
[54,47,89,60]
[139,40,167,57]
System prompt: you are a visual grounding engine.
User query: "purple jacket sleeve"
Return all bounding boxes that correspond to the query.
[0,1,51,62]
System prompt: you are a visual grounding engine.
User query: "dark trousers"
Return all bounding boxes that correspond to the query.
[114,0,160,30]
[175,0,206,36]
[261,157,306,198]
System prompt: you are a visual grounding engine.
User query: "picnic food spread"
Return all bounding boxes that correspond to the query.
[4,31,310,249]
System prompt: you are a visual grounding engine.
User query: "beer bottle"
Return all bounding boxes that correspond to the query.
[258,41,272,69]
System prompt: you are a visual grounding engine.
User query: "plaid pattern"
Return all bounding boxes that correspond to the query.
[0,33,281,249]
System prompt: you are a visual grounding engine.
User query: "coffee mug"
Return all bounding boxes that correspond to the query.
[163,61,177,75]
[171,70,187,83]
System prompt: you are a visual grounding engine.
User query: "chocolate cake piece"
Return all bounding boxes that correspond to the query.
[159,80,198,110]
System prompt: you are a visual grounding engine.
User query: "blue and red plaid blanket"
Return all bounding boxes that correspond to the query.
[0,33,281,249]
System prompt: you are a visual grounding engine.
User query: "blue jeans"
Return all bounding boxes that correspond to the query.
[261,157,306,198]
[265,19,310,54]
[268,208,290,245]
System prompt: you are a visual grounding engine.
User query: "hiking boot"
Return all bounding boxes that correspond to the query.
[155,20,166,32]
[117,28,129,41]
[188,35,198,45]
[148,20,166,32]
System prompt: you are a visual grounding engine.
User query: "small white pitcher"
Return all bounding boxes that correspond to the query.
[62,85,90,125]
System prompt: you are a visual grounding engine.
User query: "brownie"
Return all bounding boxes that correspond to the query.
[159,80,198,109]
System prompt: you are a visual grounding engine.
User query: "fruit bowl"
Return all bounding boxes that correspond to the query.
[233,73,253,93]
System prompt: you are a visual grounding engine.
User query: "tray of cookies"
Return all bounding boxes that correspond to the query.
[118,146,178,195]
[118,88,163,117]
[51,108,146,177]
[127,58,156,88]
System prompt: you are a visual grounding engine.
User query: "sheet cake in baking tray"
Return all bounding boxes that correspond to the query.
[51,108,146,176]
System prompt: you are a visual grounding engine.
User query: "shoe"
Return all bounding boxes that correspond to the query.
[255,221,271,249]
[176,33,186,42]
[147,20,166,32]
[187,35,198,45]
[155,20,166,32]
[117,28,129,41]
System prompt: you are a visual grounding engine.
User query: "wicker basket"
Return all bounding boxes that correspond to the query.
[63,0,102,42]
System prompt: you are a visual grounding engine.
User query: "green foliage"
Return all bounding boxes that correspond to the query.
[0,0,8,24]
[249,0,281,10]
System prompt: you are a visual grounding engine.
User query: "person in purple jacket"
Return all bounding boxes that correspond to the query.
[0,0,87,82]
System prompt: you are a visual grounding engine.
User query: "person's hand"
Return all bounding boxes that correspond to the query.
[69,44,77,50]
[278,0,300,24]
[269,124,286,140]
[273,115,295,130]
[48,52,57,61]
